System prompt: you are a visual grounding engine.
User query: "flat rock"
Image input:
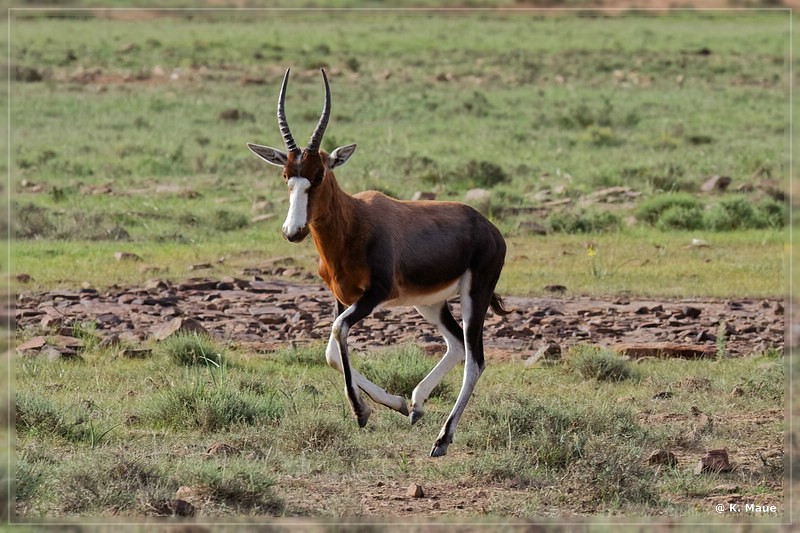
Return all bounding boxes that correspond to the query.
[151,317,209,341]
[700,175,732,193]
[16,336,47,352]
[614,342,715,359]
[695,449,733,474]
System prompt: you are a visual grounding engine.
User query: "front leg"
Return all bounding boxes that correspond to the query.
[330,283,396,427]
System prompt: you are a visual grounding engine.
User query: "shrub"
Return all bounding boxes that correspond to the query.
[758,198,788,229]
[460,159,510,188]
[142,381,283,432]
[636,193,704,225]
[705,196,761,231]
[16,391,115,445]
[14,203,55,239]
[166,460,282,514]
[548,209,620,234]
[278,410,353,454]
[656,204,705,231]
[211,209,249,232]
[563,434,658,508]
[569,345,636,382]
[156,332,224,367]
[464,392,643,472]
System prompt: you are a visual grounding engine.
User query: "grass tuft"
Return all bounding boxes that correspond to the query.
[141,377,284,432]
[569,344,636,382]
[278,410,353,454]
[357,344,453,400]
[156,332,225,367]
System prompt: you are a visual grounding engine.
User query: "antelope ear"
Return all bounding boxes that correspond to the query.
[329,144,357,169]
[247,143,288,167]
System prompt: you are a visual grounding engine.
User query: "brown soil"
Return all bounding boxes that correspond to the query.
[15,275,786,360]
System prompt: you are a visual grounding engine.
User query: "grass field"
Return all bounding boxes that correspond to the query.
[6,7,793,524]
[7,9,791,296]
[12,338,785,519]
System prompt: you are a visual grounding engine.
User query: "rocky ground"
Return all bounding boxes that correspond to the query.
[14,273,789,361]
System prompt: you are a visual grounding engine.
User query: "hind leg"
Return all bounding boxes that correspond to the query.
[410,302,465,425]
[430,271,490,457]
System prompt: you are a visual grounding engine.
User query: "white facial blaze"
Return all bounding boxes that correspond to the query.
[283,177,311,238]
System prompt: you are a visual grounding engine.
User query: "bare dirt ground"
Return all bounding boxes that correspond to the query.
[14,273,787,361]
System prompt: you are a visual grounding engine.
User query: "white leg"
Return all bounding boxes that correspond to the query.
[410,303,465,424]
[431,271,486,457]
[326,315,409,416]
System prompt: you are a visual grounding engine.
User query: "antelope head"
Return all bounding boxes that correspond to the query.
[248,68,357,242]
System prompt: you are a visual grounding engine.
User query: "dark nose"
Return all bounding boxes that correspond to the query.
[283,229,306,243]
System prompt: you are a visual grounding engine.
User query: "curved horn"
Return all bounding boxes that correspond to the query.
[277,68,300,155]
[306,68,331,153]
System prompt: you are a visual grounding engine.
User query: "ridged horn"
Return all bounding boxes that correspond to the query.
[277,68,300,155]
[306,68,331,153]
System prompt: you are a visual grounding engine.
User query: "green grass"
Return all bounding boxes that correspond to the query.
[13,342,785,517]
[7,10,790,299]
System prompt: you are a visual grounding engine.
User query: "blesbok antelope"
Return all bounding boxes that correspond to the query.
[247,68,508,457]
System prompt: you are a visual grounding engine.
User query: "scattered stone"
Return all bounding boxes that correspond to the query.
[115,251,142,262]
[464,188,492,214]
[151,317,209,341]
[15,273,32,283]
[524,342,561,367]
[144,279,169,291]
[41,345,80,361]
[730,385,745,397]
[188,263,213,271]
[16,336,47,353]
[52,335,85,349]
[700,175,732,193]
[694,449,733,474]
[614,343,716,359]
[407,483,425,498]
[99,334,121,348]
[14,280,785,367]
[40,315,64,329]
[648,449,678,468]
[652,391,674,400]
[682,306,702,319]
[688,238,710,248]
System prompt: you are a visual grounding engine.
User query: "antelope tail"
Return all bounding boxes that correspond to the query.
[490,293,511,316]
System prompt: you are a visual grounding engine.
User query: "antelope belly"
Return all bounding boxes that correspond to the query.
[383,277,462,308]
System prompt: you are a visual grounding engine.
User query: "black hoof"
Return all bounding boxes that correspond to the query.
[430,443,448,457]
[398,402,409,417]
[356,411,370,428]
[410,410,423,425]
